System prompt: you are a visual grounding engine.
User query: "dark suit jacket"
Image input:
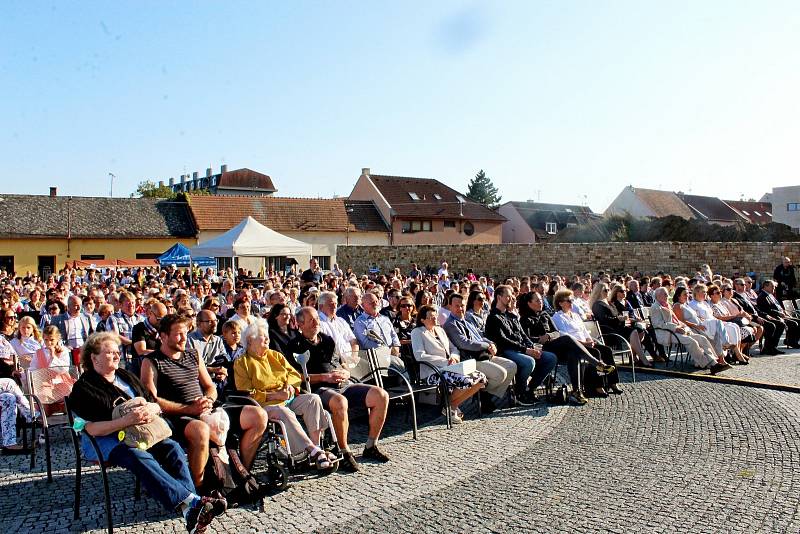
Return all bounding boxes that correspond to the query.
[626,291,647,310]
[756,290,785,319]
[443,315,491,360]
[732,292,759,317]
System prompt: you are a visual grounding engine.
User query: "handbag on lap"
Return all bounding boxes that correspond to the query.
[111,397,172,450]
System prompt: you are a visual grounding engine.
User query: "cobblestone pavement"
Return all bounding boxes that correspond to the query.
[653,344,800,388]
[1,374,799,534]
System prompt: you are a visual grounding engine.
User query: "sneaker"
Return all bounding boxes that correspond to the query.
[442,407,463,424]
[515,391,537,407]
[340,450,360,473]
[362,445,390,463]
[568,390,588,405]
[186,495,227,534]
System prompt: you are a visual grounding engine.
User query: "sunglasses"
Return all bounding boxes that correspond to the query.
[400,304,413,308]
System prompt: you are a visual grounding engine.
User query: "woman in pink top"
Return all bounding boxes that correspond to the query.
[30,326,76,413]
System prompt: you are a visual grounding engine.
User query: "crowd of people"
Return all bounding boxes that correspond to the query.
[0,255,798,532]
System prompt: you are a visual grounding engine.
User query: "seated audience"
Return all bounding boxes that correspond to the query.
[650,288,730,374]
[287,307,390,471]
[443,293,516,413]
[411,305,487,423]
[232,319,336,469]
[140,314,268,490]
[732,278,782,354]
[485,285,557,405]
[551,289,623,397]
[591,283,652,367]
[10,316,43,369]
[69,332,228,532]
[267,303,299,356]
[518,291,614,405]
[757,280,800,349]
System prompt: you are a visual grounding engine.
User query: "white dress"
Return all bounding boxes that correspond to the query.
[687,299,741,345]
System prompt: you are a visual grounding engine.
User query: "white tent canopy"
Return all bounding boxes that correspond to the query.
[190,216,312,259]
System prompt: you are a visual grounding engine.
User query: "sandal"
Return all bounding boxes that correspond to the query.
[309,449,332,470]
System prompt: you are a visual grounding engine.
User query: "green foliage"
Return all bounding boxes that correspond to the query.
[136,180,177,199]
[553,214,800,243]
[466,170,502,207]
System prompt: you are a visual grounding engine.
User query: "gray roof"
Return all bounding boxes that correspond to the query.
[0,195,196,238]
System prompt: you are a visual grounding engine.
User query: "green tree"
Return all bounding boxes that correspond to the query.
[466,169,502,207]
[136,180,177,199]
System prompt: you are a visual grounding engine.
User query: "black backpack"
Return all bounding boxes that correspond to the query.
[202,440,268,506]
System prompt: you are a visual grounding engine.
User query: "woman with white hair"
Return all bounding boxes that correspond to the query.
[233,319,335,469]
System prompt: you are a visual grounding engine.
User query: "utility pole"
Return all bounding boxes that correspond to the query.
[108,172,115,197]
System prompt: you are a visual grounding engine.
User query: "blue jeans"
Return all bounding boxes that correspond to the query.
[108,438,195,512]
[502,349,558,393]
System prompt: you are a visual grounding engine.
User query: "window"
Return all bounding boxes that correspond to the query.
[217,257,237,270]
[136,253,160,259]
[788,203,800,211]
[402,220,432,232]
[456,195,467,203]
[766,211,772,216]
[0,256,13,274]
[433,194,443,200]
[80,255,105,260]
[754,211,762,216]
[444,220,456,228]
[546,222,558,234]
[408,192,420,201]
[565,208,573,213]
[741,210,750,216]
[463,221,475,236]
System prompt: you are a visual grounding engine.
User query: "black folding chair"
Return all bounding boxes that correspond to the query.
[355,347,451,438]
[64,396,141,534]
[583,319,635,383]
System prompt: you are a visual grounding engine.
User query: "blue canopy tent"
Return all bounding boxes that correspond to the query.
[158,243,216,268]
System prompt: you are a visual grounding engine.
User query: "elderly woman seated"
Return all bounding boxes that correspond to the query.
[709,284,761,356]
[411,305,487,424]
[69,332,227,533]
[674,286,748,365]
[551,289,623,397]
[232,319,335,469]
[650,288,731,374]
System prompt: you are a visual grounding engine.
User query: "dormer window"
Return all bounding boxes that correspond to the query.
[754,211,762,216]
[546,222,557,234]
[433,194,442,200]
[408,192,420,201]
[564,208,573,213]
[741,210,750,216]
[456,195,467,203]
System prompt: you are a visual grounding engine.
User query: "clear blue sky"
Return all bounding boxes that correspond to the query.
[2,1,799,213]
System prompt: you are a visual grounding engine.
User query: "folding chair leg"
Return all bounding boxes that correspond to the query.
[44,424,53,482]
[73,458,81,520]
[99,461,114,534]
[409,393,419,440]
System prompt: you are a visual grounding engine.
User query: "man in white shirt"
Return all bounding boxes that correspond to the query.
[317,291,359,357]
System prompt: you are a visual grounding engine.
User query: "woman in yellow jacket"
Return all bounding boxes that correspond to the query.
[233,318,334,469]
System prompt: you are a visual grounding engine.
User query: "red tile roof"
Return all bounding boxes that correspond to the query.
[187,196,388,233]
[633,188,696,219]
[368,175,505,222]
[217,168,276,192]
[724,200,773,224]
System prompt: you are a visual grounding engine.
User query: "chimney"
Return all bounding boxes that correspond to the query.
[180,174,186,183]
[221,164,228,173]
[192,171,198,180]
[158,180,165,187]
[206,167,212,177]
[169,177,175,186]
[49,187,57,197]
[361,167,370,176]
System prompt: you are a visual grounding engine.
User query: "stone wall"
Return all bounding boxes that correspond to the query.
[336,242,800,278]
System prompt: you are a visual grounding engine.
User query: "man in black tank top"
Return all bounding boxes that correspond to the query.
[141,314,268,489]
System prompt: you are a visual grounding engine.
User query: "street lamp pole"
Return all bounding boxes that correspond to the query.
[108,172,116,197]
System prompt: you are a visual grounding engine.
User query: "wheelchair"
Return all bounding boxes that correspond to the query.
[223,391,342,493]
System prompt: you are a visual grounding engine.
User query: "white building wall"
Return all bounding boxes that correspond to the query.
[604,187,656,218]
[771,186,800,232]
